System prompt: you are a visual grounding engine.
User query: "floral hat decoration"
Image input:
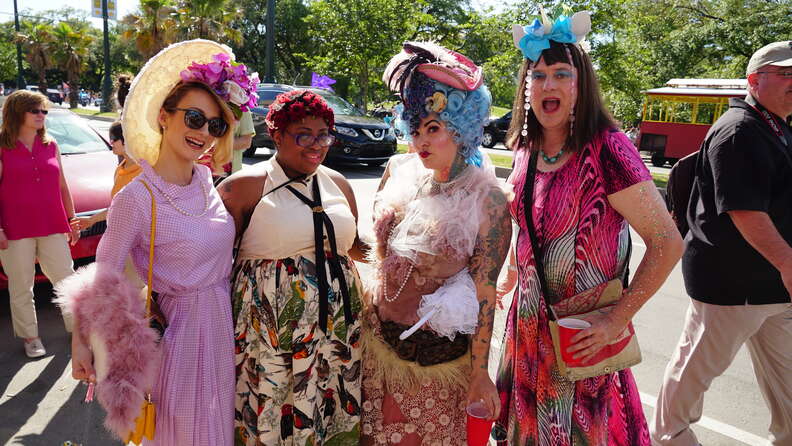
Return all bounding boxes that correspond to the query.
[264,89,335,134]
[512,7,592,62]
[123,39,259,166]
[180,52,259,119]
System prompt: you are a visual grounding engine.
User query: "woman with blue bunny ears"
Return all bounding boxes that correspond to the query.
[360,42,512,445]
[493,7,681,446]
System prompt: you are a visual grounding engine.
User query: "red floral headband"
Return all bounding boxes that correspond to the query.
[265,90,335,133]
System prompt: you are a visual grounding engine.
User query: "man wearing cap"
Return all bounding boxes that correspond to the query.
[651,41,792,446]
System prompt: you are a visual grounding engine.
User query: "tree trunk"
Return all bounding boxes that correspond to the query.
[69,75,78,109]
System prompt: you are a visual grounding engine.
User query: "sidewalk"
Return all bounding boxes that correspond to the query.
[0,285,121,446]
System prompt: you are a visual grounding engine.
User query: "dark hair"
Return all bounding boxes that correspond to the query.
[506,41,616,151]
[0,90,52,149]
[116,74,132,109]
[109,120,123,142]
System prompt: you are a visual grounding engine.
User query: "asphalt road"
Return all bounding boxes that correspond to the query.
[0,118,768,446]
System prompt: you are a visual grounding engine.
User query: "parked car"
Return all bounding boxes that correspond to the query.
[0,109,117,288]
[46,88,63,105]
[311,88,396,167]
[246,84,396,166]
[482,111,512,148]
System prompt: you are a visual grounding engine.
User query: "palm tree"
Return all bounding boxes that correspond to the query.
[51,22,95,109]
[175,0,243,45]
[14,23,54,91]
[121,0,179,60]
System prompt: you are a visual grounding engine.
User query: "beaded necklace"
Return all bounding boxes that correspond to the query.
[151,178,210,218]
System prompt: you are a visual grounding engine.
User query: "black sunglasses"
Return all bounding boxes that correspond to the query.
[28,109,49,115]
[170,108,228,137]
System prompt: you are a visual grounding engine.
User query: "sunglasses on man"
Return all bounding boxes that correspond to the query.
[169,108,229,137]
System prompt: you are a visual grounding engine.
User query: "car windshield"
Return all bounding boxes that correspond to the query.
[310,90,362,116]
[46,112,108,154]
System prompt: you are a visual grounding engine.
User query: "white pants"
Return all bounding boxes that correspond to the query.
[0,233,75,338]
[651,299,792,446]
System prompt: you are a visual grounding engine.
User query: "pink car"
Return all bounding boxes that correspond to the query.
[0,109,116,288]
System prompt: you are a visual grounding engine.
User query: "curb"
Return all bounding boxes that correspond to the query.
[80,114,118,123]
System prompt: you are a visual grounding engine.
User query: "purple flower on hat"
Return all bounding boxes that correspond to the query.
[180,52,259,117]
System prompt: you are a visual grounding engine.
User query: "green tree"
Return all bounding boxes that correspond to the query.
[0,22,20,84]
[14,22,54,91]
[233,0,313,84]
[175,0,243,45]
[51,22,95,108]
[121,0,179,60]
[303,0,424,111]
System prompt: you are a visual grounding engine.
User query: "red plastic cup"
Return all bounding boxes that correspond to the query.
[466,401,494,446]
[557,317,592,366]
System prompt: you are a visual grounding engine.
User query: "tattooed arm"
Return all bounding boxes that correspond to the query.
[466,186,512,419]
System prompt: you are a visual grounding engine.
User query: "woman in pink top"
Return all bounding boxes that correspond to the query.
[0,89,80,358]
[56,40,259,445]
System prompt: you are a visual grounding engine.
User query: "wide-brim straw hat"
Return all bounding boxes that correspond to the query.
[123,39,233,166]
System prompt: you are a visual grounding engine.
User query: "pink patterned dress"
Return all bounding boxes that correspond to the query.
[494,129,652,446]
[96,161,235,445]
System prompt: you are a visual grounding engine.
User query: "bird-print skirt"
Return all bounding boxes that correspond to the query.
[232,256,363,446]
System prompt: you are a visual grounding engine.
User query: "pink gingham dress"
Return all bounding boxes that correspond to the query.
[96,160,235,445]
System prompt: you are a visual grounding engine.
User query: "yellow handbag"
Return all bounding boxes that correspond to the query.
[124,180,160,444]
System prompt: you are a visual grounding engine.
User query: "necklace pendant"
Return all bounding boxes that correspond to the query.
[541,149,564,164]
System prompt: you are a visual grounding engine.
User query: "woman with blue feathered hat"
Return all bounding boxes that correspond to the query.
[493,8,682,446]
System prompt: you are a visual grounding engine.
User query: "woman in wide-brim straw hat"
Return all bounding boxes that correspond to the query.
[360,41,512,445]
[55,39,259,445]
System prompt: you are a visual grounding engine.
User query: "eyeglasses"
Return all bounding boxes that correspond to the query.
[755,71,792,78]
[284,130,336,148]
[109,136,124,143]
[28,109,49,115]
[169,108,228,137]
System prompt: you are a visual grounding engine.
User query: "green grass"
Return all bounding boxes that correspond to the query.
[399,143,670,188]
[71,108,119,119]
[491,106,510,118]
[652,172,669,189]
[397,143,513,168]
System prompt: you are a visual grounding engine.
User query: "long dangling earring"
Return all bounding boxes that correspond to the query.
[569,107,575,138]
[521,75,530,139]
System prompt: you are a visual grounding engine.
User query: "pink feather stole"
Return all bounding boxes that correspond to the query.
[54,263,161,440]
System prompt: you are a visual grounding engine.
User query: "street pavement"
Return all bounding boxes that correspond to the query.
[0,118,769,445]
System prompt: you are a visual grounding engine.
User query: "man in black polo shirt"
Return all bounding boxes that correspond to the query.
[652,41,792,446]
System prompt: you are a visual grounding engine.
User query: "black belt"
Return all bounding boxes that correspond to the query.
[286,178,354,335]
[379,319,469,366]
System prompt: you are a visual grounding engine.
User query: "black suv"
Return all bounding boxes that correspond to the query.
[482,111,511,148]
[247,84,396,166]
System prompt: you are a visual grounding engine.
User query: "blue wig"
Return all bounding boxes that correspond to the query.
[394,71,492,167]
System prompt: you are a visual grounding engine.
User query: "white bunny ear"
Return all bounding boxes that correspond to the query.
[570,11,592,42]
[512,24,526,49]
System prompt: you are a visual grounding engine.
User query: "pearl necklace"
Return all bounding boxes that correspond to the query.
[382,228,414,303]
[153,179,210,217]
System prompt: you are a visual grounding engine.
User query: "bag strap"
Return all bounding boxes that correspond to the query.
[138,180,156,319]
[521,151,557,322]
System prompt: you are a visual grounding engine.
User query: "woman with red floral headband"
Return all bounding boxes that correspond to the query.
[218,89,367,445]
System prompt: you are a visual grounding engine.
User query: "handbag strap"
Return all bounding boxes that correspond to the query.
[138,180,156,318]
[521,151,557,322]
[522,150,633,323]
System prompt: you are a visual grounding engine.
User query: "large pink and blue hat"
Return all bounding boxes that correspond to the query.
[383,41,483,95]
